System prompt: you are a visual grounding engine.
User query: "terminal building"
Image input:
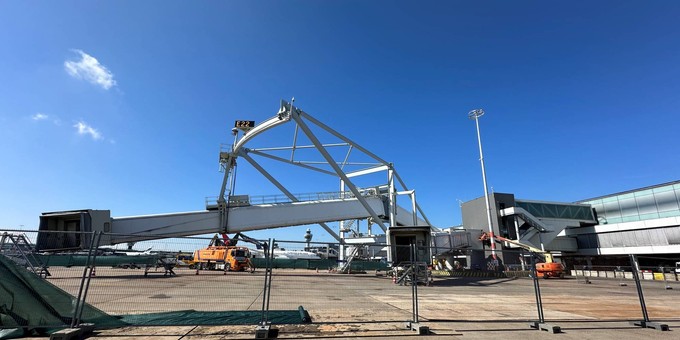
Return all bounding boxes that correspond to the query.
[459,180,680,269]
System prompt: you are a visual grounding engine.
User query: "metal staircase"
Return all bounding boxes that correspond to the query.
[339,246,360,273]
[393,262,431,286]
[0,232,50,277]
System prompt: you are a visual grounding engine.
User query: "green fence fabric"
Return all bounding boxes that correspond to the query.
[32,254,159,267]
[119,308,310,326]
[250,258,389,271]
[0,256,126,338]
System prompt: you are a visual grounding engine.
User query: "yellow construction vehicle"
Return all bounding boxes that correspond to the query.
[192,234,254,272]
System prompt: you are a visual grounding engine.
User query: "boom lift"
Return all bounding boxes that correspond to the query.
[480,232,565,279]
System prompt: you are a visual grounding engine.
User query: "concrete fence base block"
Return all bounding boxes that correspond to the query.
[49,328,82,340]
[49,323,95,340]
[530,321,561,333]
[406,322,430,335]
[629,320,670,331]
[255,324,279,339]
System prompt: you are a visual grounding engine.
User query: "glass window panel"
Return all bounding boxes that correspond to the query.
[608,217,622,224]
[620,215,640,223]
[618,193,636,200]
[602,196,619,203]
[639,213,659,221]
[585,199,602,206]
[635,189,654,197]
[652,185,674,193]
[603,200,621,219]
[618,197,639,217]
[527,203,542,217]
[636,194,658,215]
[571,206,590,220]
[659,210,680,218]
[654,191,679,212]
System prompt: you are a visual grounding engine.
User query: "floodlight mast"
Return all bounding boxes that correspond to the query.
[468,109,496,261]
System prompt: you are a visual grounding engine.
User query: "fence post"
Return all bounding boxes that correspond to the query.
[659,266,672,290]
[617,266,627,287]
[528,251,560,333]
[580,265,591,284]
[628,254,669,331]
[71,231,98,328]
[405,243,428,335]
[256,238,277,339]
[75,231,102,327]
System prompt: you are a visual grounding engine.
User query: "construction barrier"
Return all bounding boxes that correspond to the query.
[2,229,678,337]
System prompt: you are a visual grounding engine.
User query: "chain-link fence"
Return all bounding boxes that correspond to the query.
[2,229,678,337]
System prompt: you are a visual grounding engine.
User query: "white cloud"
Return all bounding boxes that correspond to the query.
[32,113,49,121]
[73,121,103,141]
[31,112,62,125]
[64,50,116,90]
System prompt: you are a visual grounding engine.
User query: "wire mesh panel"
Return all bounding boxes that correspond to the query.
[423,248,542,322]
[77,234,269,324]
[6,228,680,334]
[561,264,648,320]
[630,258,680,322]
[1,229,123,332]
[265,240,412,324]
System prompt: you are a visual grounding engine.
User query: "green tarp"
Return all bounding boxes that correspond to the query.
[0,255,311,339]
[119,309,307,326]
[250,258,390,271]
[31,254,158,267]
[0,255,126,338]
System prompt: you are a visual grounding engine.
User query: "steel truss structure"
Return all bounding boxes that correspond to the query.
[216,99,432,243]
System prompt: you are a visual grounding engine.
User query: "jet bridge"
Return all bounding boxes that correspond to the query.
[37,99,434,257]
[38,191,430,248]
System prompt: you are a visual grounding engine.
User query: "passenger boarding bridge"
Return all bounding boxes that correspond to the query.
[37,99,432,263]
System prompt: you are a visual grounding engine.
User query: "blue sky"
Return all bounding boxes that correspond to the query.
[1,1,679,243]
